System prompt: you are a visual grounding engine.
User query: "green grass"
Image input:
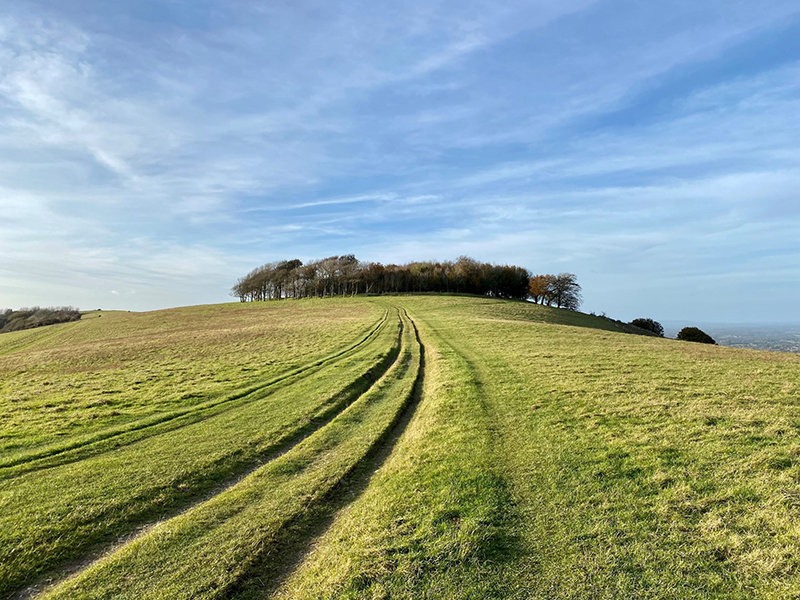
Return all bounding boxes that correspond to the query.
[400,296,800,599]
[3,295,800,599]
[270,305,513,600]
[41,309,422,600]
[0,304,398,596]
[0,300,379,456]
[0,307,391,478]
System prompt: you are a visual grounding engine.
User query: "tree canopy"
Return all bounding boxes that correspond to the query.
[0,307,81,334]
[233,256,535,303]
[630,318,665,337]
[527,273,582,310]
[232,256,587,311]
[677,327,716,344]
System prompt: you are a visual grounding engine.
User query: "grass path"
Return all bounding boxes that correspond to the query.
[1,309,400,598]
[267,307,515,600]
[36,308,423,600]
[230,309,428,599]
[0,309,390,479]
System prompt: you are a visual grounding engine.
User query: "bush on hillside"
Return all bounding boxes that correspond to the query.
[630,318,664,337]
[0,307,81,334]
[676,326,716,345]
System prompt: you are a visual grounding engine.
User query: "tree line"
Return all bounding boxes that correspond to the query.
[232,255,582,309]
[0,307,81,334]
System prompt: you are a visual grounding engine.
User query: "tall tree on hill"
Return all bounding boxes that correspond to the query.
[528,274,554,305]
[549,273,582,310]
[338,254,359,295]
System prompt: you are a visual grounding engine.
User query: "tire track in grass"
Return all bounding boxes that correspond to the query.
[264,309,519,600]
[225,308,426,600]
[0,309,390,480]
[5,311,401,600]
[33,309,423,600]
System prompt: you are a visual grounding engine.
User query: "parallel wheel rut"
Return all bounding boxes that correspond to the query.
[9,310,402,600]
[1,310,390,479]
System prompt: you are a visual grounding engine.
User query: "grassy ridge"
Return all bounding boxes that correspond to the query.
[40,309,422,600]
[402,296,800,598]
[0,308,400,596]
[0,301,378,456]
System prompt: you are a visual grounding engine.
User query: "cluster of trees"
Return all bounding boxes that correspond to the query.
[0,307,81,334]
[528,273,583,310]
[629,318,665,337]
[232,255,574,306]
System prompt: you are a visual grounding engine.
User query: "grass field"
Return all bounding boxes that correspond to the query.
[2,295,800,599]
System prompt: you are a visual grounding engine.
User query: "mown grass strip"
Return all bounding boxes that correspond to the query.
[37,309,422,600]
[267,310,515,600]
[0,311,401,599]
[0,309,390,479]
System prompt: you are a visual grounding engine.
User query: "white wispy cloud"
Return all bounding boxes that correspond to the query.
[0,1,797,321]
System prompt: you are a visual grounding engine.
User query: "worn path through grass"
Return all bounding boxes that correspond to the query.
[267,303,514,600]
[0,301,379,457]
[38,308,423,600]
[0,308,390,479]
[1,307,399,598]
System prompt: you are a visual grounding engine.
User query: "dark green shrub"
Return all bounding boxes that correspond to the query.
[677,326,716,344]
[630,318,664,337]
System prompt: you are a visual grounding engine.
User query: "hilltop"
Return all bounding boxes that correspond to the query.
[1,295,799,599]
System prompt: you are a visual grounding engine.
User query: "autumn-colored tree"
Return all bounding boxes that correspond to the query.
[528,274,554,304]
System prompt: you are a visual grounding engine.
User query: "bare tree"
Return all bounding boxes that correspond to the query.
[549,273,582,310]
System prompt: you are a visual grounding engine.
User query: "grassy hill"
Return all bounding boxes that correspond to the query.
[1,296,799,599]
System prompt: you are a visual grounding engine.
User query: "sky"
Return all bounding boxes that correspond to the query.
[1,0,798,323]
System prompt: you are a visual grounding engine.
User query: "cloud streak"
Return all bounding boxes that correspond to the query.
[0,1,798,322]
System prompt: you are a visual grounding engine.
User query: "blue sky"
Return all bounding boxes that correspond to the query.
[1,0,798,322]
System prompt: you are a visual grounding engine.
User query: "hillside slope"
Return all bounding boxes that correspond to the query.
[2,296,799,599]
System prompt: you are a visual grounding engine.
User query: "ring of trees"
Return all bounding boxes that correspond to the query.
[231,255,582,310]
